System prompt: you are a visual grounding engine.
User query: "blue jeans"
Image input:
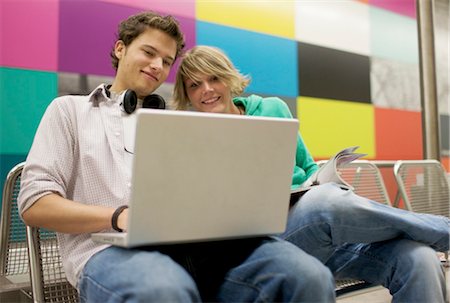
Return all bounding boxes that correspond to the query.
[280,183,449,303]
[78,237,335,302]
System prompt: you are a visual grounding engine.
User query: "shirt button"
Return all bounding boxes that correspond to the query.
[115,132,120,136]
[127,182,132,188]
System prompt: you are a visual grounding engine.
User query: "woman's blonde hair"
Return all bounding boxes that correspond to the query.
[172,46,250,110]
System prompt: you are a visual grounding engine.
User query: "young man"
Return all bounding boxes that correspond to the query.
[18,12,334,302]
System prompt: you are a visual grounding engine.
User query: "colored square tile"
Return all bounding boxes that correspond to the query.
[441,114,449,152]
[98,0,195,19]
[297,96,375,159]
[0,154,27,208]
[298,42,371,103]
[375,107,423,159]
[197,0,295,39]
[295,0,370,56]
[197,21,298,98]
[370,7,419,63]
[369,0,416,19]
[370,56,420,111]
[0,0,58,71]
[441,156,450,172]
[58,0,195,82]
[0,67,57,154]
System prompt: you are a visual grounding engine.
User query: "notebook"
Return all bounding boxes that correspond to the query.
[91,109,299,247]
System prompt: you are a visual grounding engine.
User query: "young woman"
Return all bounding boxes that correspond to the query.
[173,45,450,303]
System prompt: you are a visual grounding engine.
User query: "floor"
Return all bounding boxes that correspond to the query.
[1,266,449,303]
[337,265,450,303]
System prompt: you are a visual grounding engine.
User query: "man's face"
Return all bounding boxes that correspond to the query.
[113,28,177,99]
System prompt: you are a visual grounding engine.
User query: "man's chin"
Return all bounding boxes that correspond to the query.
[136,88,157,99]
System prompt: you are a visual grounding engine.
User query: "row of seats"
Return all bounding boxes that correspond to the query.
[1,160,449,302]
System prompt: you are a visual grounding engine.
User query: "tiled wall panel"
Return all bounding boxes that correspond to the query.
[197,0,295,39]
[441,114,450,153]
[0,67,57,154]
[370,56,420,110]
[298,42,371,103]
[370,7,419,63]
[295,1,370,56]
[197,21,298,98]
[99,0,196,18]
[58,0,196,82]
[297,97,375,159]
[375,107,423,159]
[369,0,416,19]
[0,0,59,71]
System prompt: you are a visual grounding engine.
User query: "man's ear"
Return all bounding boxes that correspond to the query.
[114,40,125,60]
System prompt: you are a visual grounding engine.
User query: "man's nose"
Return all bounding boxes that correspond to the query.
[150,57,163,70]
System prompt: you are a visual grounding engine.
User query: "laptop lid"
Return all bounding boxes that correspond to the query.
[93,109,299,247]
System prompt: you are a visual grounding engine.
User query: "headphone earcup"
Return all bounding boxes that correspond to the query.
[143,94,166,110]
[123,90,137,114]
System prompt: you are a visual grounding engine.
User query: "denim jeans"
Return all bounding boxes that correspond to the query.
[78,237,335,302]
[280,182,449,303]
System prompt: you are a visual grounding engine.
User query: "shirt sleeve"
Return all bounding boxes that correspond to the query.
[18,97,76,216]
[292,133,319,188]
[269,98,319,187]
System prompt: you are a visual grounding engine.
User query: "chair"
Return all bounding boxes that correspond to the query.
[316,160,391,295]
[393,159,449,264]
[26,226,78,303]
[0,161,77,302]
[334,160,392,206]
[393,159,449,216]
[0,162,31,296]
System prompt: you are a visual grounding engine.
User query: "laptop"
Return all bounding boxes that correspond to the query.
[91,109,299,247]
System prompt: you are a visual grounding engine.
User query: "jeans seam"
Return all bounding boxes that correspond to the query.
[223,275,272,303]
[281,222,328,242]
[336,245,404,289]
[80,274,125,302]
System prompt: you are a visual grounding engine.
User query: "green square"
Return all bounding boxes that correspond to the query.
[0,67,58,154]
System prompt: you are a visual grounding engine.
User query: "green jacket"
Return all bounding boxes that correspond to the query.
[233,95,318,188]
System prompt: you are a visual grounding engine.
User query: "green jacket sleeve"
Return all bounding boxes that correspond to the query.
[262,98,319,188]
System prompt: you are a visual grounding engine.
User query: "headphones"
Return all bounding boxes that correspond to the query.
[117,89,166,114]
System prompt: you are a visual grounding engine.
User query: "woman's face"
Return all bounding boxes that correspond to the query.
[184,74,234,114]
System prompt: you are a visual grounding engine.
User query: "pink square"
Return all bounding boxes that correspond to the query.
[1,0,59,71]
[369,0,416,19]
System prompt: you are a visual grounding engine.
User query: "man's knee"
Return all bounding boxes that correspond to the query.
[80,249,200,302]
[403,243,444,276]
[264,241,335,292]
[292,183,353,221]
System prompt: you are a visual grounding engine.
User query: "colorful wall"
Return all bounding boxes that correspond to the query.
[1,0,449,203]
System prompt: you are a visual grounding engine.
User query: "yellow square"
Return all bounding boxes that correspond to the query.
[297,96,375,159]
[197,0,295,39]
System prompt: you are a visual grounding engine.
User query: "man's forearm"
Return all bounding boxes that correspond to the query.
[22,193,116,234]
